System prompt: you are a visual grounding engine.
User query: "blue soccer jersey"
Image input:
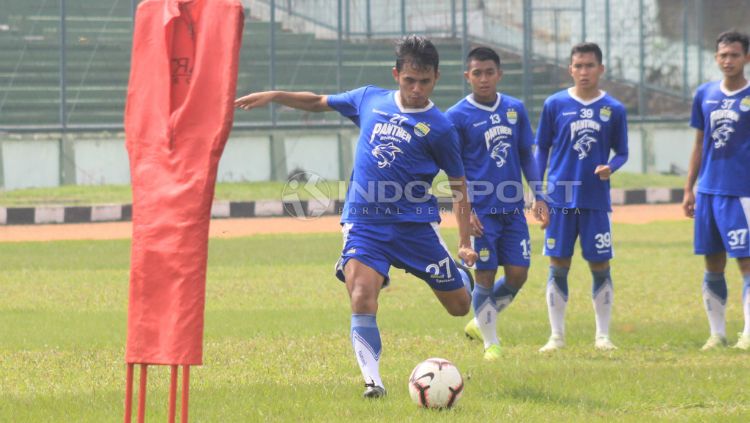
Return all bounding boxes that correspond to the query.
[445,93,539,213]
[327,86,465,223]
[535,88,629,211]
[690,80,750,197]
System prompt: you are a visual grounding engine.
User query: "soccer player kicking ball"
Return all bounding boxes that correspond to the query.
[683,30,750,351]
[534,42,628,352]
[235,35,478,398]
[445,47,548,361]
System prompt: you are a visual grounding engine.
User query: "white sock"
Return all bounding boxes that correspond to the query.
[703,273,727,337]
[475,302,499,349]
[592,269,613,338]
[351,314,384,388]
[743,275,750,337]
[546,269,568,338]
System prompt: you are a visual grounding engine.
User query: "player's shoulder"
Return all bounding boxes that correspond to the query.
[500,94,529,112]
[543,89,572,108]
[601,92,627,112]
[444,96,472,123]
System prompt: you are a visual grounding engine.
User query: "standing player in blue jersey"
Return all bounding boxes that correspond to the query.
[683,30,750,351]
[235,35,478,397]
[534,42,628,352]
[445,47,549,360]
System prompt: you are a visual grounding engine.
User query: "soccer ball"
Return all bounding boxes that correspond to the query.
[408,358,464,408]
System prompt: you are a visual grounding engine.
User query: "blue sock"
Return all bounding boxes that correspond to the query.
[549,266,569,300]
[704,272,728,304]
[492,276,519,299]
[351,314,383,388]
[592,268,612,297]
[743,274,750,302]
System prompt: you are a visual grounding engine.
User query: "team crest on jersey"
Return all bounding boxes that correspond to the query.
[741,96,750,112]
[479,248,491,262]
[599,106,612,122]
[711,125,734,149]
[506,109,518,124]
[414,122,431,137]
[573,134,597,160]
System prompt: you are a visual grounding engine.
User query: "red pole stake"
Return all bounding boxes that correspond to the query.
[124,363,134,423]
[137,364,148,423]
[181,366,190,423]
[168,365,178,423]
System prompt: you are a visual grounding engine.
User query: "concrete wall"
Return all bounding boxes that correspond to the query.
[0,123,692,190]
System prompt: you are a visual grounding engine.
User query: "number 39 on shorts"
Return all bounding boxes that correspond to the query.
[595,232,612,249]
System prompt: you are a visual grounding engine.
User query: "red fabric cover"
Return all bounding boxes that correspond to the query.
[124,0,244,365]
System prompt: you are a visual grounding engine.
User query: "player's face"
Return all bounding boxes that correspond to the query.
[569,52,604,91]
[715,42,749,79]
[392,63,439,108]
[465,59,502,102]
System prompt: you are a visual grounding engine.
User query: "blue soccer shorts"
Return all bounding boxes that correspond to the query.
[334,221,465,291]
[472,212,531,270]
[543,207,613,262]
[694,193,750,258]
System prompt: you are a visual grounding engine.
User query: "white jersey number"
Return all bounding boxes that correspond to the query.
[580,108,594,119]
[594,232,612,249]
[426,257,452,278]
[728,229,748,247]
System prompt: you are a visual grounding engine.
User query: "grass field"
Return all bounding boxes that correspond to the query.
[0,171,685,206]
[2,219,749,421]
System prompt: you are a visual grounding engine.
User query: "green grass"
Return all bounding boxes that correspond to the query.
[0,172,684,206]
[1,220,749,421]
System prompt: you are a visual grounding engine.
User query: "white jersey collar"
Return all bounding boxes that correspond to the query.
[466,93,502,112]
[567,87,606,106]
[720,79,750,96]
[393,91,434,113]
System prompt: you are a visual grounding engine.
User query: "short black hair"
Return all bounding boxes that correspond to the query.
[716,30,749,54]
[395,35,439,72]
[466,46,501,69]
[570,42,603,64]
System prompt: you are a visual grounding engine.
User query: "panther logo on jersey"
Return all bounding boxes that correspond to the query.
[489,140,512,168]
[711,124,734,149]
[573,134,597,160]
[372,142,403,168]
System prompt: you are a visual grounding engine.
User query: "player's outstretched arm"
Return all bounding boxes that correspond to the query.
[682,130,704,218]
[234,91,333,112]
[447,175,478,266]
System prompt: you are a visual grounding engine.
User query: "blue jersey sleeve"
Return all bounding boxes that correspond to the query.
[534,100,555,179]
[607,105,629,173]
[517,105,542,195]
[689,85,705,131]
[429,126,465,178]
[535,99,555,151]
[445,109,468,159]
[327,86,370,127]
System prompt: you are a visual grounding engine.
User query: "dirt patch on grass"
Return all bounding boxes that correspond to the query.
[0,204,687,242]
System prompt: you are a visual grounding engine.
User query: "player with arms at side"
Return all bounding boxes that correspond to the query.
[683,30,750,350]
[445,47,548,360]
[535,42,628,352]
[235,35,478,397]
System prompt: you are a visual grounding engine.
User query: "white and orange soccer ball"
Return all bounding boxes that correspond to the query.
[408,358,464,408]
